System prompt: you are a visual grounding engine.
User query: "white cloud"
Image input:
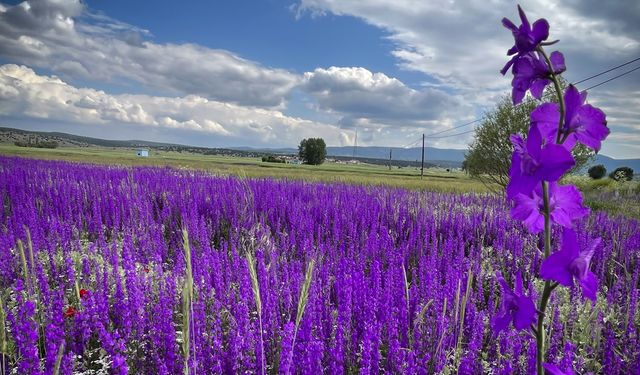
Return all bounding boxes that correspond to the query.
[295,0,640,156]
[0,0,298,107]
[0,64,348,146]
[302,66,470,127]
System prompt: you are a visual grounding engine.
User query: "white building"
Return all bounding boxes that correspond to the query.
[136,149,149,157]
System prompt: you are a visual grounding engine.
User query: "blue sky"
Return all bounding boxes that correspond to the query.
[0,0,638,158]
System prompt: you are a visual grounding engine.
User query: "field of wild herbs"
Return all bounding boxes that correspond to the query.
[0,156,638,374]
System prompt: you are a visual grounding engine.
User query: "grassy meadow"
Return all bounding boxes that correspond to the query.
[0,144,489,193]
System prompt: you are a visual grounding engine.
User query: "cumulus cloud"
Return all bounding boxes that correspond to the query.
[295,0,640,156]
[302,67,470,128]
[0,64,348,147]
[0,0,298,107]
[295,0,639,91]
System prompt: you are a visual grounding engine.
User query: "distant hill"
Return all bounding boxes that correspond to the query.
[1,126,637,172]
[586,155,640,175]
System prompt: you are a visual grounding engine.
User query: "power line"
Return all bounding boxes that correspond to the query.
[427,128,477,139]
[425,118,483,137]
[572,56,640,85]
[418,57,640,139]
[583,65,640,91]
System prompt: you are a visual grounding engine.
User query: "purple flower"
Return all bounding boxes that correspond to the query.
[512,51,565,104]
[540,228,600,301]
[531,85,609,151]
[492,271,537,333]
[506,125,575,199]
[501,5,550,75]
[543,363,575,375]
[511,182,589,233]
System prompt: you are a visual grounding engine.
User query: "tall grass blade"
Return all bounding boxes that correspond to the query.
[182,228,194,375]
[246,251,265,375]
[53,341,65,375]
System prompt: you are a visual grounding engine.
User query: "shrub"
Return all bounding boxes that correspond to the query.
[587,165,606,179]
[609,167,634,181]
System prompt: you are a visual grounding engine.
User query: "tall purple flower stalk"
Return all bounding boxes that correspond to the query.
[499,5,609,374]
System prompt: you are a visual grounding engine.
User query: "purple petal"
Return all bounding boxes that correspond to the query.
[581,238,601,266]
[511,193,544,233]
[515,271,524,294]
[562,228,580,259]
[580,271,598,301]
[501,55,518,75]
[512,86,526,105]
[549,184,589,228]
[530,78,550,99]
[540,251,573,286]
[526,125,542,159]
[517,5,531,32]
[492,312,512,333]
[543,363,575,375]
[513,295,537,329]
[502,17,518,32]
[573,105,609,152]
[531,103,560,143]
[549,51,566,73]
[531,18,550,43]
[563,85,583,129]
[536,144,574,181]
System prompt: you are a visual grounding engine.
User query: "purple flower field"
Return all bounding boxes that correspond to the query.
[0,156,638,374]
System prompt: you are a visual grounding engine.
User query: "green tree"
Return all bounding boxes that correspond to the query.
[465,89,593,192]
[298,138,327,165]
[609,167,633,181]
[587,164,606,179]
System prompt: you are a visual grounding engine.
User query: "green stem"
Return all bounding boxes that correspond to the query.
[535,181,553,375]
[536,46,565,144]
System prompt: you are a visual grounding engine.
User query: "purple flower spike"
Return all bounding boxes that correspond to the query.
[506,125,575,199]
[492,271,537,333]
[540,228,600,301]
[511,51,566,105]
[501,5,550,75]
[511,182,589,233]
[531,85,609,151]
[543,363,575,375]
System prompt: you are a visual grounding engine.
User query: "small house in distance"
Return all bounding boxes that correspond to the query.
[136,149,149,157]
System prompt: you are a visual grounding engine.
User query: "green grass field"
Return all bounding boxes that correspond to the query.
[0,144,490,193]
[2,144,638,219]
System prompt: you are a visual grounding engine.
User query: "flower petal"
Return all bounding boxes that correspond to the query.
[530,78,550,99]
[531,19,549,43]
[540,251,573,286]
[536,144,575,181]
[531,103,559,144]
[513,295,537,329]
[580,271,598,301]
[517,5,531,32]
[512,192,544,233]
[573,105,609,152]
[549,51,566,74]
[502,17,518,32]
[563,85,583,130]
[492,312,512,333]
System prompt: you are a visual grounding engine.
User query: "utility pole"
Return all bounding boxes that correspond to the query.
[389,148,392,170]
[420,133,425,179]
[353,127,358,158]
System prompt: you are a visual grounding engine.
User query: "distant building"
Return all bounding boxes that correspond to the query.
[136,149,149,157]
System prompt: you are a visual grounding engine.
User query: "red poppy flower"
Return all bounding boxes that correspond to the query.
[143,267,150,273]
[79,289,90,299]
[64,306,76,318]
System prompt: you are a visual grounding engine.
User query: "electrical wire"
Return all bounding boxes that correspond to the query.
[419,57,640,139]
